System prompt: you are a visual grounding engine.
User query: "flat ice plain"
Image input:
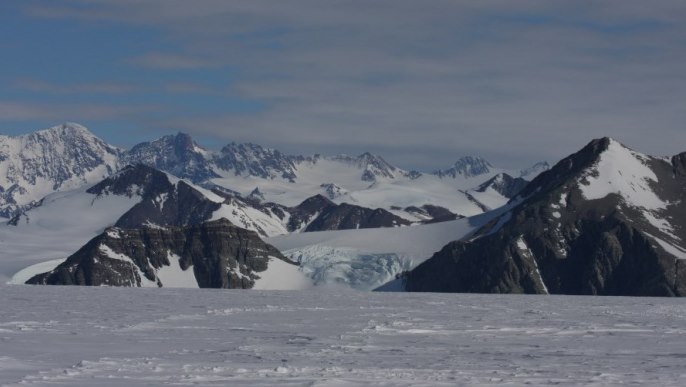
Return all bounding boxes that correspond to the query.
[1,286,686,386]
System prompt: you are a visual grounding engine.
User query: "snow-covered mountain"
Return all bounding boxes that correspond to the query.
[0,123,120,218]
[1,123,549,221]
[1,122,553,290]
[405,138,686,297]
[434,156,493,178]
[26,219,310,289]
[120,132,217,183]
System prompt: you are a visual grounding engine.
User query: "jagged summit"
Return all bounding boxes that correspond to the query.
[0,123,120,218]
[1,122,557,220]
[435,156,493,179]
[216,142,298,180]
[329,152,404,181]
[121,131,216,183]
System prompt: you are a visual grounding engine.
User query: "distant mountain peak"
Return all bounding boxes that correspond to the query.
[329,152,402,181]
[216,142,297,180]
[435,156,493,179]
[38,122,92,135]
[121,132,216,183]
[0,123,120,218]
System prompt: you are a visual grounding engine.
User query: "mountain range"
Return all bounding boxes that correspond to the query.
[3,123,686,296]
[0,123,548,221]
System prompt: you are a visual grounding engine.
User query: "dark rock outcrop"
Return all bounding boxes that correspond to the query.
[284,194,411,232]
[27,219,294,288]
[88,164,222,228]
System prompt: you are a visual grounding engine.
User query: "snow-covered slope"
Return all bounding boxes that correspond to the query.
[0,123,120,218]
[4,286,686,386]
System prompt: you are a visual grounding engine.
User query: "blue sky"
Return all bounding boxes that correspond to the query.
[1,1,685,169]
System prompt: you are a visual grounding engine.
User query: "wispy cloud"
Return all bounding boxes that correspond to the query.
[0,100,163,122]
[19,0,686,167]
[13,79,141,95]
[127,52,220,70]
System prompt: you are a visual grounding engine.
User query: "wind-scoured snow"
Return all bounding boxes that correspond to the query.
[2,285,686,386]
[578,139,667,210]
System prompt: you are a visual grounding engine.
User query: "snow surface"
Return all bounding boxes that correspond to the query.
[154,253,199,289]
[579,139,667,210]
[466,187,509,211]
[252,257,314,290]
[1,285,686,386]
[7,259,66,285]
[0,187,141,283]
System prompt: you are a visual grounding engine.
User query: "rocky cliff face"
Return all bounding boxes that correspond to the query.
[405,138,686,297]
[26,219,294,289]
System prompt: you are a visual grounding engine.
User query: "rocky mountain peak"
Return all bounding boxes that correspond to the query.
[216,142,298,181]
[435,156,493,179]
[330,152,401,181]
[514,137,616,202]
[121,132,216,183]
[406,137,686,297]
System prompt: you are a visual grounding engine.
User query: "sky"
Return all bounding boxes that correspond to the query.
[0,1,684,170]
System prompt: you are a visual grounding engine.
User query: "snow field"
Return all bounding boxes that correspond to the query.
[2,285,686,386]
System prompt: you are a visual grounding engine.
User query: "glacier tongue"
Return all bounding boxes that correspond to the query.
[286,246,412,291]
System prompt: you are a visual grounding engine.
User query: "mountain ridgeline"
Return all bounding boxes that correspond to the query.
[0,123,548,221]
[16,123,686,297]
[26,219,293,289]
[405,138,686,297]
